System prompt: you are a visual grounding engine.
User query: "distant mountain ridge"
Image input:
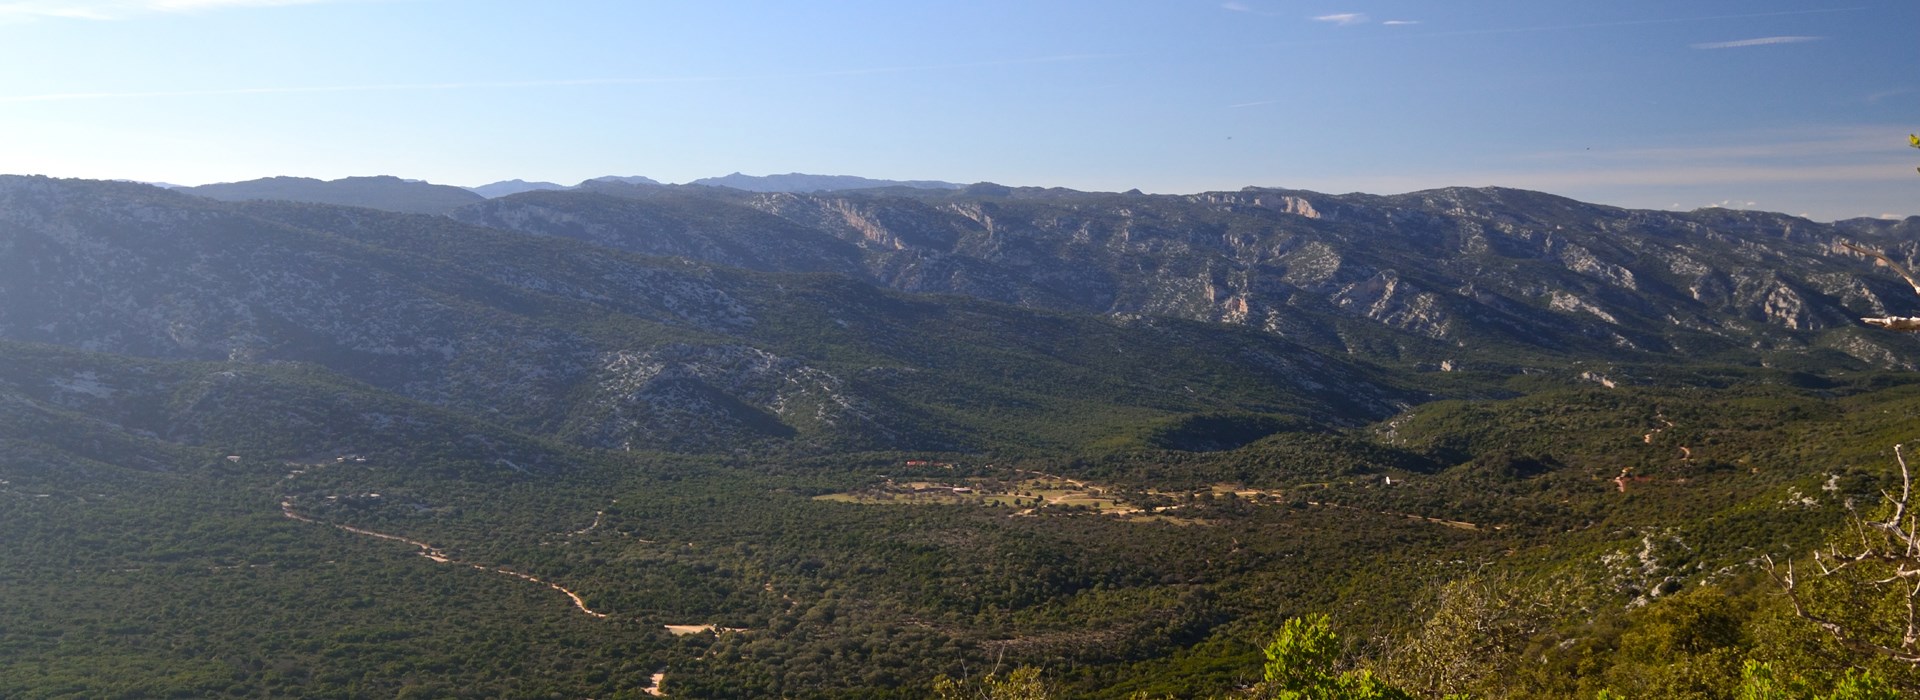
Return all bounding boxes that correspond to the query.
[57,172,1920,378]
[584,175,663,187]
[691,172,965,192]
[464,176,660,199]
[453,182,1920,372]
[183,175,483,214]
[465,179,569,198]
[0,175,1408,454]
[465,173,965,199]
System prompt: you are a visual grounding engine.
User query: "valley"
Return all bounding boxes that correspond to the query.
[1,175,1918,697]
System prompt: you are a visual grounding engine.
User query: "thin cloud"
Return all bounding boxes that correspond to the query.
[1408,7,1862,39]
[1691,35,1823,50]
[1620,164,1888,188]
[1300,125,1917,205]
[1228,99,1279,109]
[0,54,1122,103]
[1514,127,1898,164]
[1313,13,1368,26]
[0,0,350,20]
[1352,163,1905,192]
[1866,87,1913,104]
[1221,2,1294,17]
[1381,19,1420,25]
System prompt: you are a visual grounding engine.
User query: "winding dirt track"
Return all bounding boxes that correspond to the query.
[278,468,609,618]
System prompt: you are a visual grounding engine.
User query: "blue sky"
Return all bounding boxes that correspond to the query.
[0,0,1914,220]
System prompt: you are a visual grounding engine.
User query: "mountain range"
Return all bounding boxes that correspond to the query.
[186,173,972,208]
[0,176,1415,454]
[14,174,1920,452]
[455,180,1920,372]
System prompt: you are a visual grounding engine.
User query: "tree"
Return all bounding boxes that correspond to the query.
[1382,572,1590,697]
[1736,660,1899,700]
[1764,444,1920,664]
[931,665,1052,700]
[1254,615,1413,700]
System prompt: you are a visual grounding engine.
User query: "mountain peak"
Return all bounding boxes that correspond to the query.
[690,172,965,193]
[583,175,663,186]
[180,175,483,214]
[467,179,571,198]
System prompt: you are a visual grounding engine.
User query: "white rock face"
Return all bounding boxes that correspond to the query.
[1558,243,1637,290]
[1333,270,1451,339]
[1548,292,1618,325]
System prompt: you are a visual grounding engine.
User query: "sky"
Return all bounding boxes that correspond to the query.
[0,0,1914,221]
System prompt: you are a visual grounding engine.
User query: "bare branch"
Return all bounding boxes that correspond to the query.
[1842,242,1920,298]
[1767,441,1920,663]
[1908,577,1920,650]
[1861,316,1920,331]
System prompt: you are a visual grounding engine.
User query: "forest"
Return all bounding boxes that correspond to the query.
[7,352,1920,698]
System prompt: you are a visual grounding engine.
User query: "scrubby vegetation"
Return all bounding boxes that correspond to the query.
[7,346,1920,697]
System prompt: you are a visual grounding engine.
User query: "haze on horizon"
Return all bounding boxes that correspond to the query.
[0,0,1914,221]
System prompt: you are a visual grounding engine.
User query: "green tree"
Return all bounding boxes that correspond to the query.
[1383,572,1591,697]
[932,665,1052,700]
[1598,586,1749,700]
[1763,445,1920,665]
[1737,660,1899,700]
[1255,615,1413,700]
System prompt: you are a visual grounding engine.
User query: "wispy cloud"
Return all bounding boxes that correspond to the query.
[1305,12,1367,25]
[1221,2,1296,18]
[1480,126,1916,217]
[1228,99,1279,109]
[1381,19,1420,25]
[1513,127,1899,164]
[1298,125,1914,207]
[1866,87,1913,104]
[1690,35,1823,50]
[0,0,348,21]
[1313,12,1368,25]
[1437,163,1899,189]
[1268,124,1915,220]
[1409,8,1861,39]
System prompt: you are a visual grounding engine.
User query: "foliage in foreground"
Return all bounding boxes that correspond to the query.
[1253,615,1412,700]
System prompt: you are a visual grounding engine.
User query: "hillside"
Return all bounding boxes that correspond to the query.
[3,174,1918,698]
[0,176,1417,454]
[454,184,1920,372]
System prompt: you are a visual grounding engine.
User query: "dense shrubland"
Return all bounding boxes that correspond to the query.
[8,357,1920,697]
